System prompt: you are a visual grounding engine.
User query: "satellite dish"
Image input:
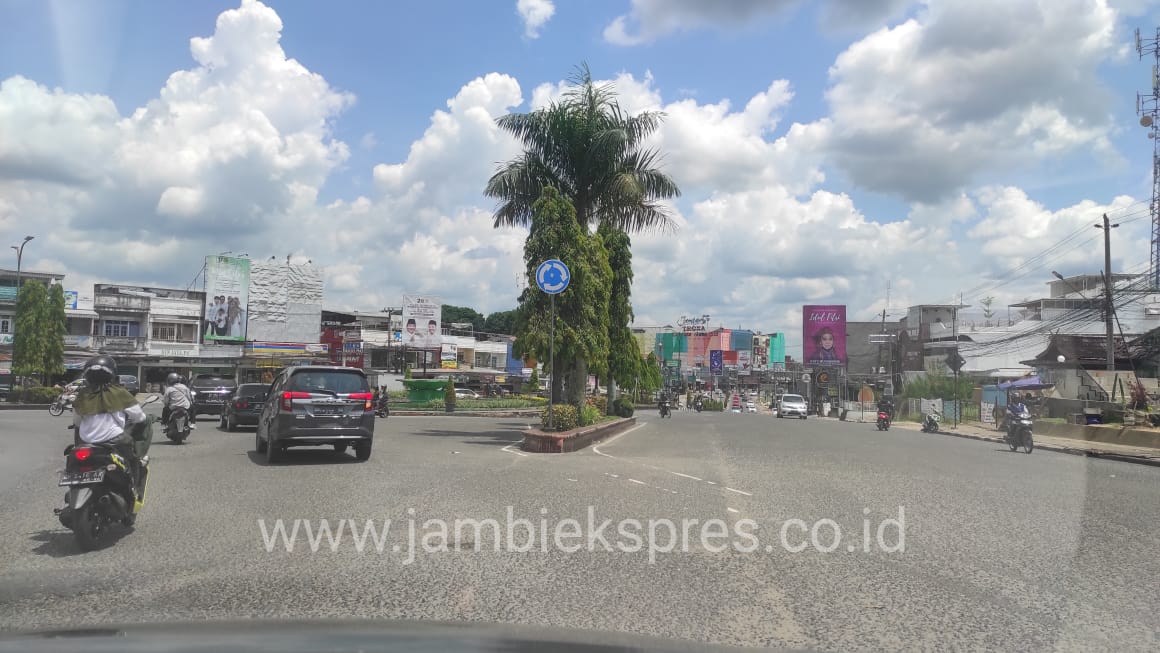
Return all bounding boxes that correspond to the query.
[1143,115,1154,127]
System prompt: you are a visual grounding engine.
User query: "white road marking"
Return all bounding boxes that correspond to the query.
[501,444,528,457]
[592,423,645,457]
[727,508,740,514]
[629,479,647,486]
[705,481,718,485]
[725,487,752,496]
[567,478,578,482]
[670,471,703,481]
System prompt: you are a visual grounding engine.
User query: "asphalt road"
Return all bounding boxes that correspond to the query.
[1,406,1158,652]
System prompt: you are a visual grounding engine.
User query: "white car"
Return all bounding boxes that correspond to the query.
[777,394,808,419]
[746,401,757,413]
[454,388,480,399]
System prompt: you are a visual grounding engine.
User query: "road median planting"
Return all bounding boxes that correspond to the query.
[523,416,637,453]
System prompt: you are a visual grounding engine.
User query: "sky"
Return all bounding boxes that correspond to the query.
[3,0,1160,358]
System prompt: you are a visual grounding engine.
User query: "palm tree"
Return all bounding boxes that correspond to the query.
[486,63,680,408]
[486,63,681,232]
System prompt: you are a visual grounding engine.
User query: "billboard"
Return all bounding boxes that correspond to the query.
[203,256,250,343]
[709,350,723,375]
[63,290,79,309]
[751,335,769,371]
[402,294,441,350]
[441,343,458,369]
[738,350,752,375]
[803,305,846,367]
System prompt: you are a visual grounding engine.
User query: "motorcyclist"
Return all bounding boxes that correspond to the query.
[69,356,151,489]
[877,395,895,423]
[1005,399,1029,438]
[161,372,195,430]
[658,391,670,416]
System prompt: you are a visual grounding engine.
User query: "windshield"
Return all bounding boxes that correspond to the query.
[5,2,1160,651]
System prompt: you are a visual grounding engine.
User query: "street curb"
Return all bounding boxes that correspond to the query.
[389,409,544,417]
[889,422,1160,468]
[0,404,52,411]
[523,417,637,454]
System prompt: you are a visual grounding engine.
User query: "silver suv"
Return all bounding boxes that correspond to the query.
[255,366,375,463]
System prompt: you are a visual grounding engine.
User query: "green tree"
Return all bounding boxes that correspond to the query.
[637,352,663,402]
[441,305,485,332]
[44,283,67,382]
[513,186,612,407]
[12,280,52,384]
[600,223,640,413]
[981,296,995,325]
[482,309,519,336]
[486,63,680,406]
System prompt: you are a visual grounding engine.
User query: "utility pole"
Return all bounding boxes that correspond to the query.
[1135,27,1160,290]
[1096,213,1119,371]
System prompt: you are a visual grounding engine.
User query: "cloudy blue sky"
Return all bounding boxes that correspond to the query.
[2,0,1159,356]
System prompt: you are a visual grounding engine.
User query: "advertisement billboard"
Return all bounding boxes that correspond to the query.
[441,343,458,369]
[709,350,723,375]
[63,290,78,309]
[203,256,250,343]
[402,295,441,350]
[803,305,846,367]
[738,350,752,375]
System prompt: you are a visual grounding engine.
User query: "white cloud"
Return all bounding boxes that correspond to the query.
[1,0,1151,362]
[818,0,1122,203]
[516,0,555,38]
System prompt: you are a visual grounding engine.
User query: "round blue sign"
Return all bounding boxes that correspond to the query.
[535,259,570,295]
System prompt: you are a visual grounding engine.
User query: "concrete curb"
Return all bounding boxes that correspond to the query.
[523,417,637,454]
[390,409,544,418]
[0,404,52,411]
[888,422,1160,468]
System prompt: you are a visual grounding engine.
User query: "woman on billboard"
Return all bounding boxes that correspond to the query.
[807,327,841,364]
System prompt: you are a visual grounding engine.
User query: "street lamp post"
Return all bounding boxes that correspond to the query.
[11,235,34,295]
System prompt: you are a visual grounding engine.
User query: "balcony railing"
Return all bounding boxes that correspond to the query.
[95,294,150,312]
[92,335,148,353]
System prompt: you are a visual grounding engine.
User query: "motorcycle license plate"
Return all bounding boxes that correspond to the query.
[59,469,105,486]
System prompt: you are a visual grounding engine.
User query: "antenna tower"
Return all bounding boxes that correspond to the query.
[1135,27,1160,290]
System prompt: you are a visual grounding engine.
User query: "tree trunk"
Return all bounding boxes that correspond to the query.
[566,358,588,407]
[551,365,564,406]
[606,376,618,415]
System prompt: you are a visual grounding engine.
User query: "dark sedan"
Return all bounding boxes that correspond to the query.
[220,383,269,431]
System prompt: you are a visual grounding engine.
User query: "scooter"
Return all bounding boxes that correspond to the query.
[876,411,891,431]
[921,411,942,433]
[1005,407,1034,454]
[48,392,76,416]
[659,401,672,418]
[55,396,158,551]
[163,406,192,444]
[375,396,390,418]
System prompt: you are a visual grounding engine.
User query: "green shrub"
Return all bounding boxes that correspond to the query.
[701,399,725,412]
[580,404,601,426]
[12,386,59,404]
[613,396,635,418]
[541,404,579,431]
[588,395,608,415]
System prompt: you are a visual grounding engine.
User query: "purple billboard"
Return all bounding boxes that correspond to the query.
[803,305,846,367]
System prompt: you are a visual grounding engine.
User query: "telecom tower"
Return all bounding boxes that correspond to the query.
[1136,27,1160,290]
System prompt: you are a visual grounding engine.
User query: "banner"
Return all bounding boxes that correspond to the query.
[738,350,752,375]
[709,350,723,375]
[203,256,250,343]
[441,343,458,369]
[402,294,442,350]
[63,290,79,309]
[803,305,846,367]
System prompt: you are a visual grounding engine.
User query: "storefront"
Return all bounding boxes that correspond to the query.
[236,341,330,384]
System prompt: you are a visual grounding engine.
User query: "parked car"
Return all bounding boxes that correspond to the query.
[118,375,139,394]
[455,388,480,399]
[190,373,238,420]
[777,394,808,419]
[255,366,375,463]
[220,383,269,431]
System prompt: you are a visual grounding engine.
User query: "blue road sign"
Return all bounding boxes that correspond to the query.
[535,259,570,295]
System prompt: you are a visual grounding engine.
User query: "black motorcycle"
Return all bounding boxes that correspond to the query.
[56,396,157,551]
[375,396,390,418]
[1005,407,1034,454]
[693,400,703,413]
[921,411,942,433]
[659,401,672,418]
[163,406,192,444]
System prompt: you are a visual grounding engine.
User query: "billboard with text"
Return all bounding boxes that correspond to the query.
[803,305,846,367]
[203,256,250,343]
[402,295,441,350]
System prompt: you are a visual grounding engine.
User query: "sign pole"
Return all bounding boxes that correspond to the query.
[535,259,570,433]
[549,292,555,431]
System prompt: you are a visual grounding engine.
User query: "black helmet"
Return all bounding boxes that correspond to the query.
[166,372,181,386]
[82,355,117,386]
